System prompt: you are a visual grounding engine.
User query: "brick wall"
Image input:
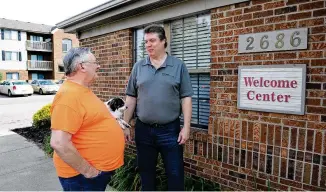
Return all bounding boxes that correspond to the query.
[53,29,79,80]
[206,0,326,190]
[79,29,133,101]
[0,70,28,80]
[78,0,325,191]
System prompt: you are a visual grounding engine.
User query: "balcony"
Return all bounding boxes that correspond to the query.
[26,40,52,52]
[27,60,53,71]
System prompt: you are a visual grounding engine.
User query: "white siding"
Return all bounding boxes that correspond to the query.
[0,31,27,70]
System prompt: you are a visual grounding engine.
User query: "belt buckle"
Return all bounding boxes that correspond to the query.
[152,123,160,128]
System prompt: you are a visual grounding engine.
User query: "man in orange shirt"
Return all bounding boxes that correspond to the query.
[50,47,126,191]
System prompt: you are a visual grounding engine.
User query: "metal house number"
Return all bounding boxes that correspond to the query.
[238,28,308,53]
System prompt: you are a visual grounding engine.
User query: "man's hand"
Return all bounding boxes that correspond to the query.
[123,128,132,142]
[177,126,190,145]
[83,166,101,178]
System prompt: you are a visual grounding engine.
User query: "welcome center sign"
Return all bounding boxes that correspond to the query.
[237,64,306,115]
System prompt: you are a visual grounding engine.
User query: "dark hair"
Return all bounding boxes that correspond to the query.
[144,24,167,48]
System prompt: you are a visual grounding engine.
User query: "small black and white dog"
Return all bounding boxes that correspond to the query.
[105,97,131,129]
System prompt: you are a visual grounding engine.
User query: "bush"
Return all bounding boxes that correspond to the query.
[109,153,220,191]
[0,72,3,81]
[32,103,51,130]
[32,103,53,156]
[44,134,54,156]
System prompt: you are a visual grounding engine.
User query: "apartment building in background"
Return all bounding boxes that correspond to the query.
[0,18,79,81]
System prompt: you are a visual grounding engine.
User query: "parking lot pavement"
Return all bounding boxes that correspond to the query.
[0,94,55,134]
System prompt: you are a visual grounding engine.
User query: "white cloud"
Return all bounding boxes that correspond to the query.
[0,0,108,26]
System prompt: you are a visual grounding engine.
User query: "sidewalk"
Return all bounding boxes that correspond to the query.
[0,133,61,191]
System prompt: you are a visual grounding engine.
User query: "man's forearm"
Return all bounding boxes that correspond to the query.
[181,97,192,129]
[53,140,93,175]
[124,96,137,124]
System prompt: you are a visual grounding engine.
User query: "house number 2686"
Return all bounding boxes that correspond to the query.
[246,31,302,50]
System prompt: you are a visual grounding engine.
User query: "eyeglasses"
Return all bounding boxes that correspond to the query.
[80,61,100,66]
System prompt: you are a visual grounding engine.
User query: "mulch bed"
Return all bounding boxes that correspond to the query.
[12,127,50,149]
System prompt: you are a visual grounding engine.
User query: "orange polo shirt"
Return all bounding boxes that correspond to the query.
[50,80,125,178]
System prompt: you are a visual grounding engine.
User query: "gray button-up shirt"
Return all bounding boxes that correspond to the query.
[126,55,193,124]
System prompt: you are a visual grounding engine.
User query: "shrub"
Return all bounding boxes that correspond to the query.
[32,103,53,156]
[109,153,220,191]
[43,134,54,156]
[0,72,3,81]
[32,103,51,130]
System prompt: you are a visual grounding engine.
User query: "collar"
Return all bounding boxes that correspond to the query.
[143,53,173,67]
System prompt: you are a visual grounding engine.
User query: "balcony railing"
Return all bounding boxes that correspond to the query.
[27,60,53,71]
[26,41,52,52]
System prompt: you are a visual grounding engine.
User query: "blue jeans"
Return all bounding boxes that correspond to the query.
[135,118,184,191]
[58,171,114,191]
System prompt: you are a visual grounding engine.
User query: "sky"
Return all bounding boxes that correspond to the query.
[0,0,109,26]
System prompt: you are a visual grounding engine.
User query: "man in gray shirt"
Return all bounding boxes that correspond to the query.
[123,25,193,191]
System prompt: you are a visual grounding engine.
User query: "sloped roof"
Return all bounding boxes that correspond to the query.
[0,18,54,34]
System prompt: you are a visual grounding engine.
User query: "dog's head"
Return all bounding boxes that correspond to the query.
[106,97,128,113]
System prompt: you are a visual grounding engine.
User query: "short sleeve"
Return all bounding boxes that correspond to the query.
[180,63,194,98]
[125,65,137,97]
[51,104,83,134]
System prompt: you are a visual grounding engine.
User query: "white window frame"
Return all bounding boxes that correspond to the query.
[62,39,72,53]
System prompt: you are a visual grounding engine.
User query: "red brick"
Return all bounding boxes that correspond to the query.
[282,120,306,128]
[313,8,326,17]
[234,28,253,35]
[244,5,263,13]
[234,14,253,22]
[245,19,264,27]
[264,1,285,10]
[299,51,323,58]
[275,22,297,30]
[226,22,244,30]
[253,10,273,18]
[234,55,252,62]
[299,1,324,11]
[211,13,224,20]
[265,15,286,24]
[274,52,297,59]
[219,30,233,37]
[312,26,326,34]
[308,90,326,97]
[309,34,326,42]
[253,54,273,60]
[307,106,326,114]
[226,9,243,17]
[275,6,297,15]
[311,75,326,83]
[219,17,233,24]
[288,11,312,20]
[287,0,310,5]
[299,18,324,27]
[311,59,326,67]
[252,0,270,5]
[253,24,274,33]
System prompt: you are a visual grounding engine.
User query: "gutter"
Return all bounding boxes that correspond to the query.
[56,0,132,29]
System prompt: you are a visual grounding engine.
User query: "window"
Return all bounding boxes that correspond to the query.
[171,13,211,129]
[134,28,148,62]
[31,55,43,61]
[170,14,211,69]
[58,65,65,73]
[30,35,43,42]
[2,51,21,61]
[3,30,19,40]
[62,39,72,52]
[6,73,19,80]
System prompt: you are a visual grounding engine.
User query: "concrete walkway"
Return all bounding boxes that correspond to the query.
[0,133,61,191]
